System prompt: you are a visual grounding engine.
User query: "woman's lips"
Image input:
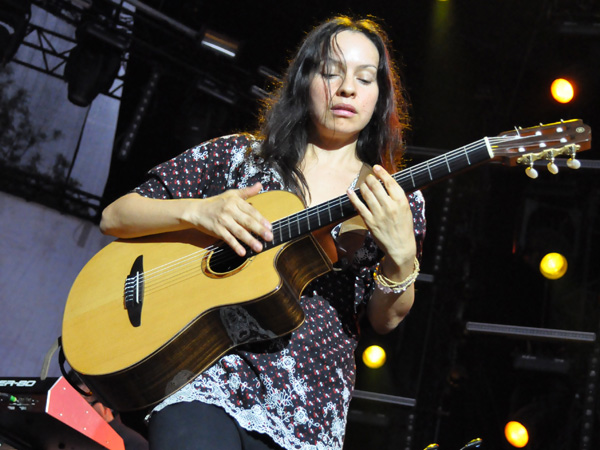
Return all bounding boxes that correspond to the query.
[331,103,357,117]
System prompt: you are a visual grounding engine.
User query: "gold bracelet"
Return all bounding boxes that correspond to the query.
[373,257,420,295]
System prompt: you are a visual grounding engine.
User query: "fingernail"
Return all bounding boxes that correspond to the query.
[253,242,263,252]
[263,220,272,230]
[263,230,273,241]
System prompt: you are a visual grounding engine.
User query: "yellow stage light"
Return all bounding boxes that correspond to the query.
[505,421,529,448]
[551,78,574,103]
[362,345,386,369]
[539,252,568,280]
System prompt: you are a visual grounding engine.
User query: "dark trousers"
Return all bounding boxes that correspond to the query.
[148,401,283,450]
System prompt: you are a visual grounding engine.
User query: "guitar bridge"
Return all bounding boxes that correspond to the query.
[124,255,144,327]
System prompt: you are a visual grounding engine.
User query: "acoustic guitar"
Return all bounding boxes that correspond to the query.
[62,119,591,411]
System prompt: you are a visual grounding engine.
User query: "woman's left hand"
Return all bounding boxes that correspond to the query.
[347,165,416,269]
[348,164,418,334]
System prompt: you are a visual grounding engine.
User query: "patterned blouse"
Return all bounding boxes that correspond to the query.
[134,134,426,450]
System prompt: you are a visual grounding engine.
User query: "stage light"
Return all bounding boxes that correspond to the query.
[550,78,574,104]
[504,421,529,448]
[0,0,31,65]
[539,252,567,280]
[362,345,386,369]
[64,22,128,107]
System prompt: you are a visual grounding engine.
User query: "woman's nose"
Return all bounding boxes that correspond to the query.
[336,76,356,97]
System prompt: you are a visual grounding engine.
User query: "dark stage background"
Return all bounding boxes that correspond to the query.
[1,1,599,449]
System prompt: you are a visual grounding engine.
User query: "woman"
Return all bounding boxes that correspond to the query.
[101,15,426,450]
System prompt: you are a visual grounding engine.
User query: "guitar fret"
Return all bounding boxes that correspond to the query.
[427,160,433,180]
[444,153,451,173]
[316,204,322,227]
[465,146,472,165]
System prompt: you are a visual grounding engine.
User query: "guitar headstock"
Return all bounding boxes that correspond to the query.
[490,119,591,178]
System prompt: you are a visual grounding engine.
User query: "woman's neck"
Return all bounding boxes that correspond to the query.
[299,142,365,207]
[302,140,362,172]
[307,126,360,152]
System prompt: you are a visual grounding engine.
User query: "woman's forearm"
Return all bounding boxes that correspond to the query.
[100,185,273,257]
[100,193,195,238]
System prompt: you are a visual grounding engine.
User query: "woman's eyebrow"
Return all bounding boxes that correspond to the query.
[323,59,377,70]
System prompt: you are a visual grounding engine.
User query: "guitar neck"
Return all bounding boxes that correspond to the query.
[263,138,493,250]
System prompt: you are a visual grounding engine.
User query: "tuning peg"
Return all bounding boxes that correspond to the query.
[564,144,582,170]
[547,160,559,175]
[526,166,538,179]
[460,438,483,449]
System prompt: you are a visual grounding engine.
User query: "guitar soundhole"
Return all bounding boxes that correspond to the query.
[204,243,251,277]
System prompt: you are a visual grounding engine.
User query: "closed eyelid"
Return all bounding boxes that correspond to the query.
[322,67,376,79]
[351,68,377,83]
[355,65,377,75]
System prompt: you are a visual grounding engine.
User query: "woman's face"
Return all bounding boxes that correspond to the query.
[308,30,380,146]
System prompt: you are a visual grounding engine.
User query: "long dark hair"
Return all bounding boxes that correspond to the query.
[256,15,409,199]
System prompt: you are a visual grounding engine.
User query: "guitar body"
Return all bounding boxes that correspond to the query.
[62,119,591,411]
[62,190,332,411]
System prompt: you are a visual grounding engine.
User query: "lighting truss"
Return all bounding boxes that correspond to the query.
[11,0,135,100]
[3,0,262,221]
[12,23,125,99]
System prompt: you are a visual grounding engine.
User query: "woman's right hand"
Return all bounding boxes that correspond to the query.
[181,182,273,256]
[100,182,272,257]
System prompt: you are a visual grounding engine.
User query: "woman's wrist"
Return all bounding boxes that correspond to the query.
[378,250,415,280]
[374,255,420,295]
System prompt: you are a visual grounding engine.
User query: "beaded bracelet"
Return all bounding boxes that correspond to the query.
[373,257,420,295]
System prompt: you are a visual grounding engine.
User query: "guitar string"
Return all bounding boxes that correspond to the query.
[138,130,565,284]
[134,131,568,294]
[121,246,216,299]
[232,132,564,262]
[272,131,571,239]
[137,137,494,294]
[136,134,543,294]
[271,136,505,238]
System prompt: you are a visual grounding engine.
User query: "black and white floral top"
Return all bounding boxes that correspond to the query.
[135,134,426,450]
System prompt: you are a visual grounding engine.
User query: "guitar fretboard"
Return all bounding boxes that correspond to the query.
[264,138,493,250]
